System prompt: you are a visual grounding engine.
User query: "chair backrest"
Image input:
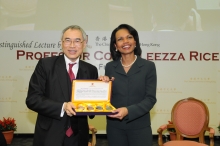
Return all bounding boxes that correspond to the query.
[171,97,209,142]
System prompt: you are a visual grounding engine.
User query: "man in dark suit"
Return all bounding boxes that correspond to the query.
[26,25,98,146]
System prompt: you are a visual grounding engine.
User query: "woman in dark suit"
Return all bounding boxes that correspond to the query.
[105,24,157,146]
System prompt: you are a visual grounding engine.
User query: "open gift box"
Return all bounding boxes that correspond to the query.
[71,80,116,115]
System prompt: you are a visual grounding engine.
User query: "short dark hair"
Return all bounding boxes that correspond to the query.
[110,24,142,61]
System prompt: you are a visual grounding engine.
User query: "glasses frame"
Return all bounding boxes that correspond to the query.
[63,38,84,47]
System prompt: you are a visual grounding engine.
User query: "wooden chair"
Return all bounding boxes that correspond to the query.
[88,125,97,146]
[157,97,215,146]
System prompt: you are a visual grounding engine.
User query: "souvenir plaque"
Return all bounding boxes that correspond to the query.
[71,80,116,115]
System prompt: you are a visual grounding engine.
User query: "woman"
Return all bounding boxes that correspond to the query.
[105,24,157,146]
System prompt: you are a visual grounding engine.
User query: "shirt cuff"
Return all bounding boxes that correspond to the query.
[60,103,65,117]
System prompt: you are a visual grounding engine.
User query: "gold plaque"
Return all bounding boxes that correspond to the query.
[71,80,116,115]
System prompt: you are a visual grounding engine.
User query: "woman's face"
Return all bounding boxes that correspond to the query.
[114,28,136,55]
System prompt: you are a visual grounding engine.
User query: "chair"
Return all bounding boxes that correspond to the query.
[157,97,215,146]
[88,125,97,146]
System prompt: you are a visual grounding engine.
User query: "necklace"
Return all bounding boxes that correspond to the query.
[120,55,137,68]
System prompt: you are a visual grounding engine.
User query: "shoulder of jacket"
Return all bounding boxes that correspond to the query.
[79,60,97,69]
[106,60,118,66]
[139,57,154,64]
[40,55,60,62]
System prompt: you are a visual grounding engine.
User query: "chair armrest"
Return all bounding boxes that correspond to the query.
[208,127,215,135]
[206,127,215,138]
[167,124,175,129]
[157,124,168,146]
[159,124,168,131]
[89,125,97,146]
[89,125,97,133]
[206,127,215,146]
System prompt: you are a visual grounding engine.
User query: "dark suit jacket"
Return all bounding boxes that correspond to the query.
[105,56,157,129]
[26,55,98,146]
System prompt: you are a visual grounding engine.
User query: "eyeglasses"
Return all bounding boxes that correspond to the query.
[63,38,84,46]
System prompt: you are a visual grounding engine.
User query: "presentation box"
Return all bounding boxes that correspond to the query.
[71,80,116,115]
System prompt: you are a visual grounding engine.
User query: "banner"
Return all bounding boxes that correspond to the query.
[0,31,219,134]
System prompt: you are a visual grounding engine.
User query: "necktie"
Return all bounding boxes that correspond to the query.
[68,63,76,81]
[66,63,76,137]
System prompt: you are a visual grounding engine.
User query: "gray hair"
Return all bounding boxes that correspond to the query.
[61,25,87,41]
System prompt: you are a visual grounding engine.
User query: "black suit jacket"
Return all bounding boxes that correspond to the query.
[26,55,98,146]
[105,56,157,129]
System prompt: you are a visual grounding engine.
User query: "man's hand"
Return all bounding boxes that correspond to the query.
[64,102,76,117]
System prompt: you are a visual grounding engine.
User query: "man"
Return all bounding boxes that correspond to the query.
[26,25,98,146]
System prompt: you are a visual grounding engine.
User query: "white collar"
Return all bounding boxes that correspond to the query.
[64,54,79,65]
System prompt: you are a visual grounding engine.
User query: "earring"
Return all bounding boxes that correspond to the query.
[115,49,118,51]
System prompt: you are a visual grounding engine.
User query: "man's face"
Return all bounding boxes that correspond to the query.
[62,29,86,62]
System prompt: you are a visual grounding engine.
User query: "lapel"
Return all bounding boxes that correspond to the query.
[76,60,89,79]
[114,56,143,77]
[55,55,70,101]
[127,56,143,77]
[114,60,126,76]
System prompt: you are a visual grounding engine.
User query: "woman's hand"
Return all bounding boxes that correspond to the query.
[108,107,128,120]
[98,76,115,82]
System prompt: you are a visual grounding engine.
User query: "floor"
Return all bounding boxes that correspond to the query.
[7,134,220,146]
